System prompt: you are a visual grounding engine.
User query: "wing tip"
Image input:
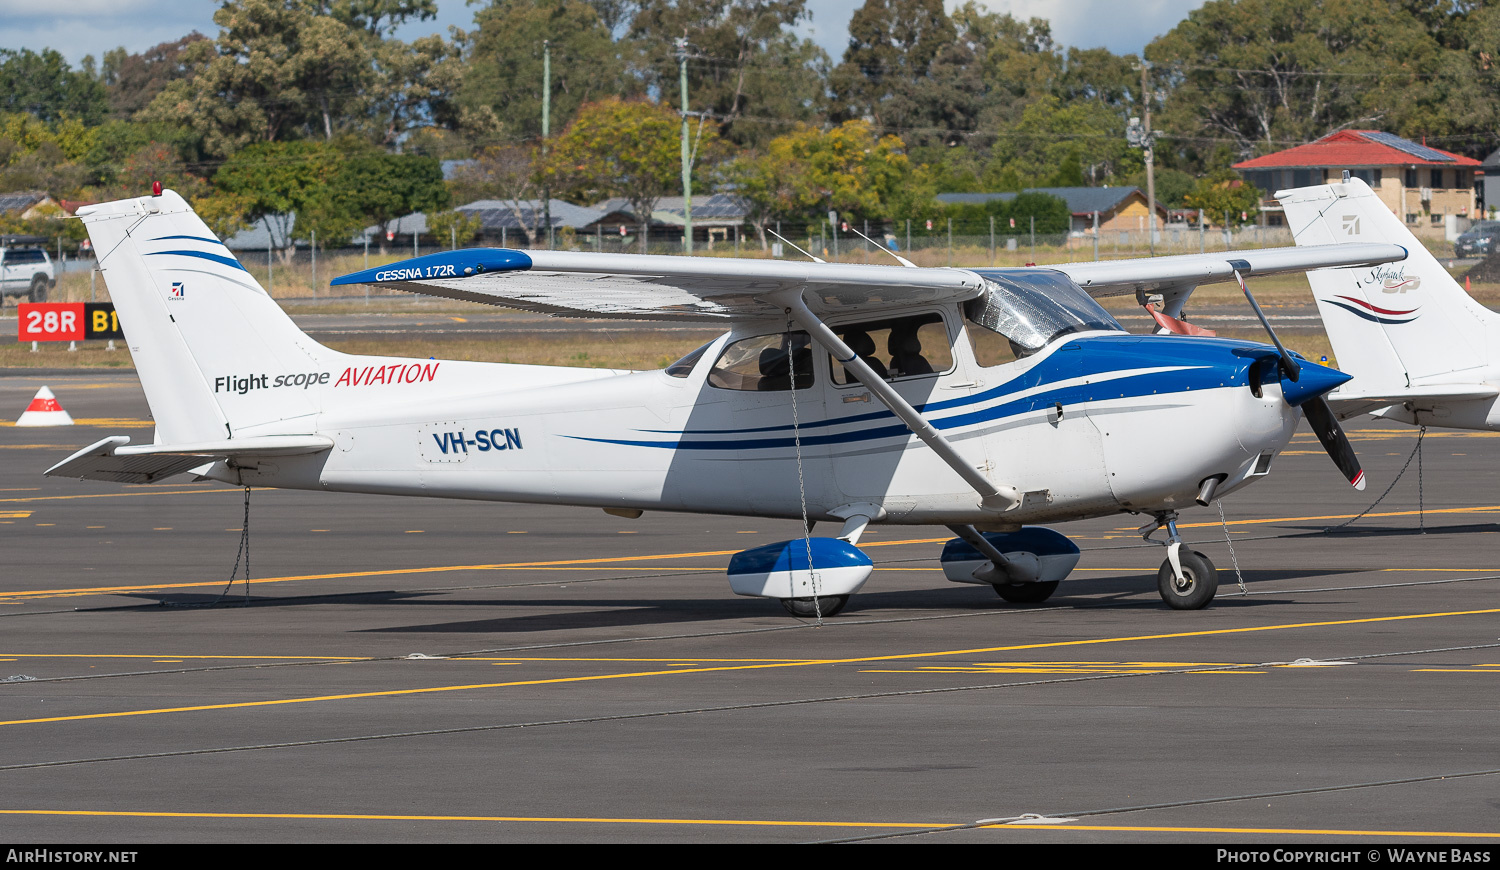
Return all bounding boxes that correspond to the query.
[330,248,533,286]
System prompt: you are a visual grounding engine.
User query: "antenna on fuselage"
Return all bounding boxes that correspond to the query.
[767,228,827,264]
[846,225,918,268]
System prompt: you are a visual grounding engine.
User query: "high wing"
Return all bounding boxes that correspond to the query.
[329,250,986,321]
[330,244,1407,319]
[1053,243,1408,298]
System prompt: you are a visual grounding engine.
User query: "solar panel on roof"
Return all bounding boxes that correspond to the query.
[1361,131,1454,163]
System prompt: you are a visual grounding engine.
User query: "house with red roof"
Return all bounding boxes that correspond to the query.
[1234,131,1479,234]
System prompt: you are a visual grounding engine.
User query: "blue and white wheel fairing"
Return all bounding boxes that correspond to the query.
[726,538,873,600]
[941,527,1080,586]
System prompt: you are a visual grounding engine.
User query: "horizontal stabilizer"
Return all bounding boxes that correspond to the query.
[45,435,334,484]
[1328,384,1500,419]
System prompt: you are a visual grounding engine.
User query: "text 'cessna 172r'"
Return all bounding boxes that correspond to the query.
[45,188,1407,617]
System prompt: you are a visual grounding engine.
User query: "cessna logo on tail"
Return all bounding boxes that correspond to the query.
[1342,215,1361,236]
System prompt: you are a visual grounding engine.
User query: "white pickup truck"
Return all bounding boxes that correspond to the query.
[0,236,56,303]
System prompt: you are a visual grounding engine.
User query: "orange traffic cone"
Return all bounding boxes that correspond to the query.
[15,386,74,427]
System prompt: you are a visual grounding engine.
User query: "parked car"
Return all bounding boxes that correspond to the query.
[1454,221,1500,257]
[0,235,56,302]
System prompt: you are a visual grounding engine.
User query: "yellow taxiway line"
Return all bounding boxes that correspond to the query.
[0,809,1494,838]
[0,537,949,600]
[0,488,240,504]
[1174,504,1500,529]
[5,606,1497,728]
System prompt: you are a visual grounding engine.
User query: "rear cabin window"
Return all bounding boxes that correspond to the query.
[828,313,952,386]
[707,332,814,391]
[665,340,714,378]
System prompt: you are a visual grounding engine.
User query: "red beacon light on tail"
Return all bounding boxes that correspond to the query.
[152,181,162,196]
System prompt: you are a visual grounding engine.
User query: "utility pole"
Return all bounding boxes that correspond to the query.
[676,37,693,254]
[542,40,552,251]
[1128,60,1160,256]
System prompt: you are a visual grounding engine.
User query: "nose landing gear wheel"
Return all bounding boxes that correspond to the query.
[992,580,1059,604]
[780,595,849,617]
[1157,549,1217,610]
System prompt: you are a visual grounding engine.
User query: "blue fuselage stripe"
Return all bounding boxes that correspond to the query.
[566,367,1229,451]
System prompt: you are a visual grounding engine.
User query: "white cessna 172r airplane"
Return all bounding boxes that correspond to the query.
[46,188,1406,617]
[1279,176,1500,430]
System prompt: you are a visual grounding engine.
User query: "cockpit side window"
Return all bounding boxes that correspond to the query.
[965,269,1123,359]
[707,332,815,391]
[828,312,953,386]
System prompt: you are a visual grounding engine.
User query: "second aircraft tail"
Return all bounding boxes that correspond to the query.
[1280,177,1496,393]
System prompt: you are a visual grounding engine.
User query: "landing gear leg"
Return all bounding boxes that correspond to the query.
[1143,511,1217,610]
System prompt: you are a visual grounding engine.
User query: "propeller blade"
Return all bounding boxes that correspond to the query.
[1234,267,1301,382]
[1303,396,1366,490]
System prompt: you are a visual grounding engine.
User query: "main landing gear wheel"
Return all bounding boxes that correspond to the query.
[780,595,849,617]
[992,580,1059,604]
[1157,549,1218,610]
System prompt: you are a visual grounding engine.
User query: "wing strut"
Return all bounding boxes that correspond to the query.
[774,290,1020,512]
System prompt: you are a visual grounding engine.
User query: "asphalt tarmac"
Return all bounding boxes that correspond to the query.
[2,373,1499,844]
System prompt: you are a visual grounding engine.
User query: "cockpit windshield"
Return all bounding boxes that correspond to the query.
[965,269,1124,353]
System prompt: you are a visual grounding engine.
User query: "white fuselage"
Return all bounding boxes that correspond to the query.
[213,312,1300,528]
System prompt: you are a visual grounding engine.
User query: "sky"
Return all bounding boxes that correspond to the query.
[0,0,1208,67]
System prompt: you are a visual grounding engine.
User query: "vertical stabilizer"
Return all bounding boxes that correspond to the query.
[1279,178,1493,390]
[77,190,332,442]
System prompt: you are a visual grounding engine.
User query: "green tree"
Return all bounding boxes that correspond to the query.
[542,98,699,251]
[0,113,99,196]
[328,0,438,36]
[917,191,1071,236]
[0,49,108,124]
[427,209,485,248]
[100,35,210,120]
[628,0,829,148]
[727,119,912,244]
[329,151,450,250]
[1124,167,1196,209]
[94,142,210,202]
[214,140,345,260]
[140,0,374,156]
[366,34,464,148]
[448,145,545,245]
[457,0,631,143]
[831,0,978,149]
[1183,170,1262,226]
[951,3,1061,130]
[1148,0,1483,162]
[983,96,1140,189]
